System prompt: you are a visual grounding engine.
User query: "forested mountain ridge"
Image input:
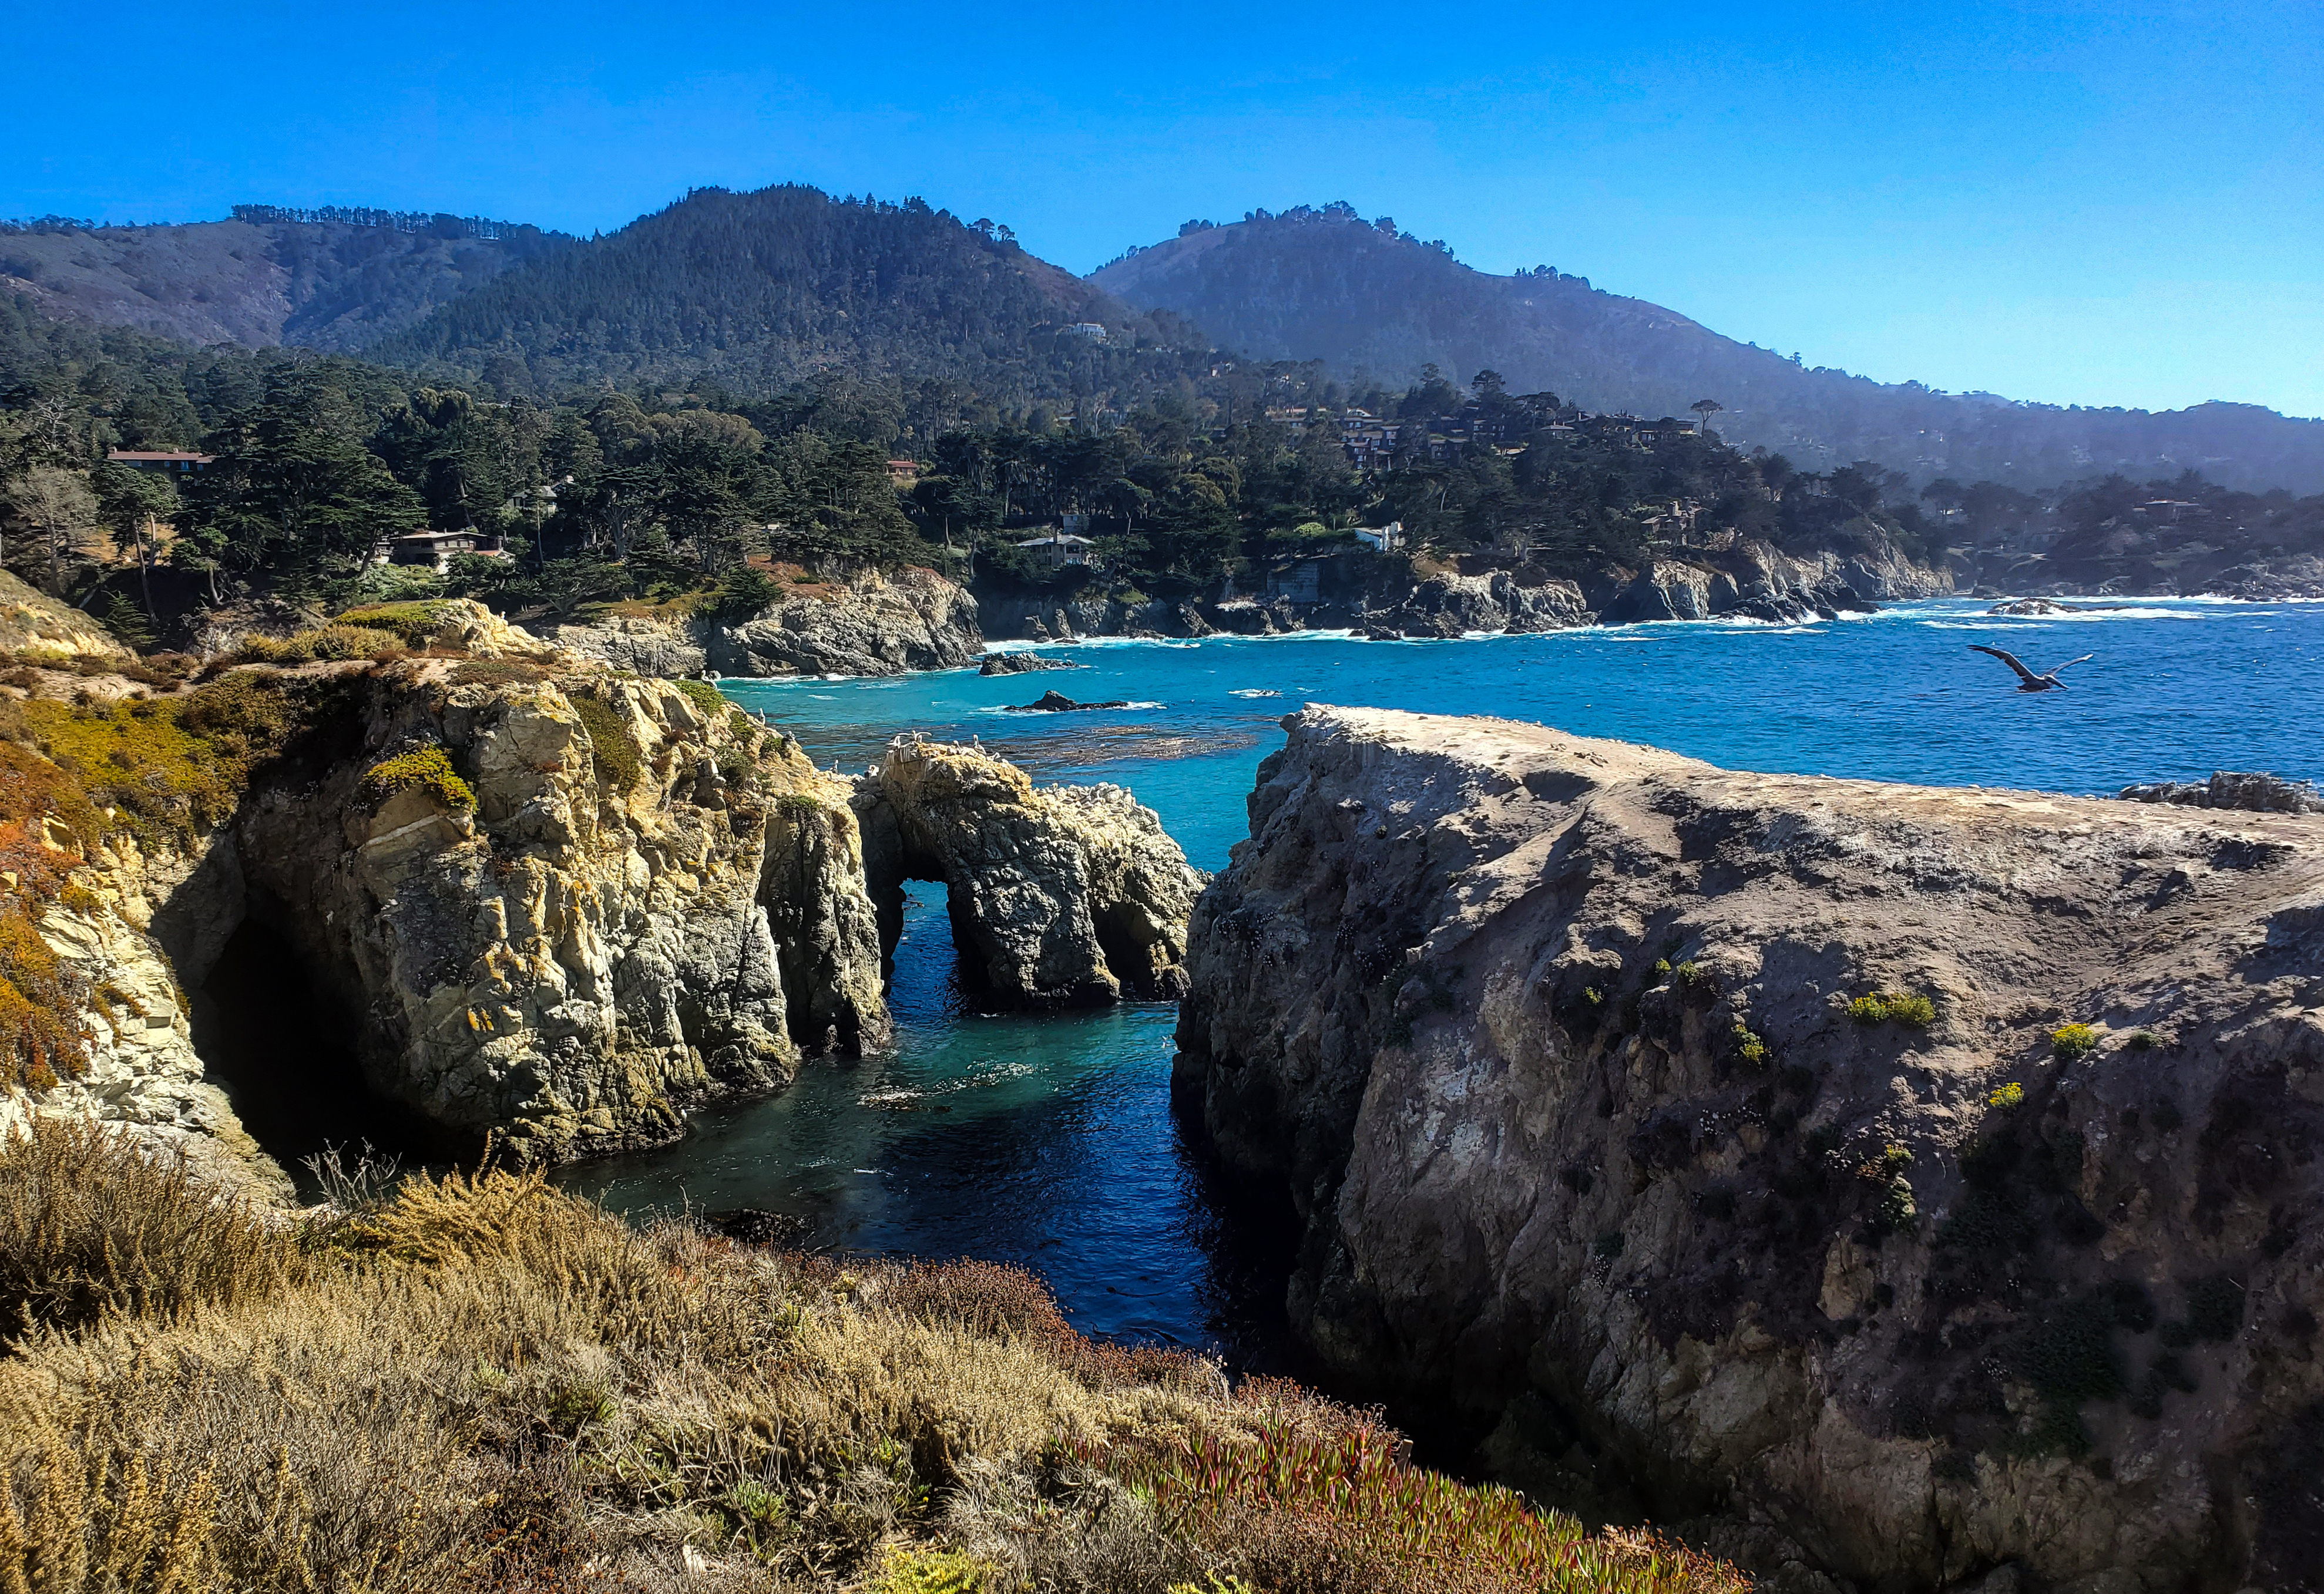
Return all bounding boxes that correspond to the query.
[370,185,1211,413]
[0,210,574,352]
[1092,205,2324,493]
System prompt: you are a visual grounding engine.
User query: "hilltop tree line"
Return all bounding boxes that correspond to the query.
[5,294,2322,639]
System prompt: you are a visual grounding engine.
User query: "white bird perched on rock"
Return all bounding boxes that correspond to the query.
[1969,645,2094,692]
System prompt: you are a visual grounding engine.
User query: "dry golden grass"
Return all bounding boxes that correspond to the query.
[0,1121,1747,1594]
[0,1119,300,1341]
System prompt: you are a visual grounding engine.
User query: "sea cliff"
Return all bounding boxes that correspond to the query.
[1175,706,2324,1592]
[2,599,1208,1179]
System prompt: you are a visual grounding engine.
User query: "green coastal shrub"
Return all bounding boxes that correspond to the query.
[1849,991,1936,1027]
[2052,1023,2100,1061]
[358,746,475,811]
[333,600,462,647]
[674,678,728,718]
[1987,1082,2026,1110]
[569,692,640,793]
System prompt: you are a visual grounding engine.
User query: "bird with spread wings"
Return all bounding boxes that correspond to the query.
[1969,645,2094,692]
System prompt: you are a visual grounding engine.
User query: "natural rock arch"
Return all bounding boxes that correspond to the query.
[852,738,1204,1007]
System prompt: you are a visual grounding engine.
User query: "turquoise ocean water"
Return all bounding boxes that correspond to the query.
[565,597,2324,1361]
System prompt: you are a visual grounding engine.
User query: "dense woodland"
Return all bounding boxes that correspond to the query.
[13,185,2321,497]
[5,280,2323,643]
[370,186,1214,421]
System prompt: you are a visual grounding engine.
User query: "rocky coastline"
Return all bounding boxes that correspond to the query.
[2,600,1197,1185]
[1174,705,2324,1592]
[526,539,1958,687]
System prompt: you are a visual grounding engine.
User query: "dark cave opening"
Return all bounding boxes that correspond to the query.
[189,907,442,1192]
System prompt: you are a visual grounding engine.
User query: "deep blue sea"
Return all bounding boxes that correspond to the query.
[565,597,2324,1361]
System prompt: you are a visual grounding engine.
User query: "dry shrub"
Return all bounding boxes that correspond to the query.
[236,623,409,665]
[881,1259,1217,1394]
[0,1118,300,1341]
[1083,1387,1752,1594]
[0,1149,1748,1594]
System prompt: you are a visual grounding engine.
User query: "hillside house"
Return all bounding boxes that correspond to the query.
[106,450,212,477]
[1015,532,1101,571]
[379,530,502,571]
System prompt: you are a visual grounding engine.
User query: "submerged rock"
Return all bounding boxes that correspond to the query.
[854,738,1203,1005]
[1004,690,1130,712]
[1986,598,2086,616]
[978,652,1081,675]
[1177,705,2324,1591]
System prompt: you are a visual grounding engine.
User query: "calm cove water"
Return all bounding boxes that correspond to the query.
[563,597,2324,1361]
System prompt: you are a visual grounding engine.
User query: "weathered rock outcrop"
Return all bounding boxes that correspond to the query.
[2121,770,2324,816]
[6,606,889,1171]
[854,738,1204,1005]
[555,566,982,678]
[545,612,710,678]
[979,651,1081,675]
[1177,706,2324,1592]
[1005,690,1129,713]
[223,666,886,1160]
[0,829,287,1198]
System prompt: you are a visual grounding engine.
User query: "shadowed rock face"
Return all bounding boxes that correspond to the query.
[854,739,1204,1006]
[1176,706,2324,1592]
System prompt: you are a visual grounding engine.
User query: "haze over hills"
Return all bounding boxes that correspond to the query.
[0,206,573,352]
[7,185,2321,492]
[1093,204,2324,493]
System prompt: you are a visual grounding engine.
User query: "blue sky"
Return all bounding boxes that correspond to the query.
[6,1,2317,416]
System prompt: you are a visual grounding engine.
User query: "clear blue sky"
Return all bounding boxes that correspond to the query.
[6,1,2317,417]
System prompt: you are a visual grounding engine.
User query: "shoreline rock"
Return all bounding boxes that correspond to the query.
[854,737,1204,1005]
[552,563,981,680]
[1004,690,1130,712]
[978,651,1081,675]
[1176,704,2324,1591]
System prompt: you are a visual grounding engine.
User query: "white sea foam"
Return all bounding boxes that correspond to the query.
[1228,688,1281,698]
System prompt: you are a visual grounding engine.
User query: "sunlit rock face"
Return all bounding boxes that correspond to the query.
[1177,704,2324,1592]
[854,738,1205,1007]
[227,667,886,1161]
[13,616,889,1173]
[552,564,982,680]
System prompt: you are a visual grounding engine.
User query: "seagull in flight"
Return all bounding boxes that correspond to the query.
[1969,645,2094,692]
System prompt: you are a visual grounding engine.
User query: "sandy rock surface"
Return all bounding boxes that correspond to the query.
[1176,705,2324,1592]
[0,569,132,660]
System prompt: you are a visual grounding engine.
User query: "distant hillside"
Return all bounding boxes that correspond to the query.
[371,185,1208,405]
[1093,206,2324,493]
[0,209,574,352]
